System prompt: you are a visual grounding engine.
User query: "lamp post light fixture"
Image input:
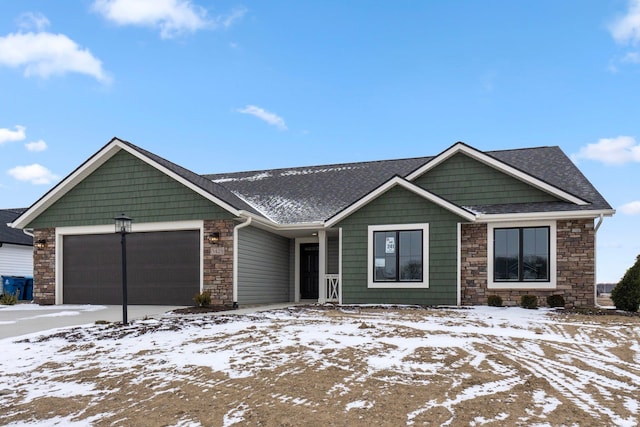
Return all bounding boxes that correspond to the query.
[114,213,132,325]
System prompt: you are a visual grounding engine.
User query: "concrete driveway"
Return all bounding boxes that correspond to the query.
[0,304,186,340]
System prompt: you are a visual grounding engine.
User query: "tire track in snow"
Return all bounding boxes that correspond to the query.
[491,337,638,426]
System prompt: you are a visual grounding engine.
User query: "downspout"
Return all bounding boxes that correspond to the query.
[594,214,604,308]
[23,229,34,238]
[233,217,252,308]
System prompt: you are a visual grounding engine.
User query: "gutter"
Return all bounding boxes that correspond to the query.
[594,214,606,308]
[232,216,252,308]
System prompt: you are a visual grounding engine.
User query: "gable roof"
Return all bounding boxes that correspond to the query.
[1,208,32,246]
[11,138,265,229]
[10,138,614,230]
[325,176,477,227]
[208,143,612,224]
[406,142,589,206]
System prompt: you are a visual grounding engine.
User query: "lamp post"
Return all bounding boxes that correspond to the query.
[114,214,132,325]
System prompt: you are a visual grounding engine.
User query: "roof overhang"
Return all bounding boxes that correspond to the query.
[405,142,590,206]
[10,138,242,230]
[325,176,477,228]
[476,209,616,223]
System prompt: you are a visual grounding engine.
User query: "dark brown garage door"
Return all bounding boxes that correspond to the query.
[63,230,200,305]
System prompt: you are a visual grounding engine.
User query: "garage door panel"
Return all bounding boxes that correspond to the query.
[63,231,199,305]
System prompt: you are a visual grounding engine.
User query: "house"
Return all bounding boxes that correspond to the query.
[1,208,33,280]
[9,138,614,307]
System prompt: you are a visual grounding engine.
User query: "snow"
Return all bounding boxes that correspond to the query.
[0,305,638,426]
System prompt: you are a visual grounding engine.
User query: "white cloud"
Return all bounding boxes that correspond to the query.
[0,31,111,84]
[609,0,640,45]
[572,136,640,165]
[25,139,47,152]
[7,164,59,185]
[237,105,288,130]
[17,12,51,32]
[619,201,640,215]
[0,125,26,145]
[93,0,245,39]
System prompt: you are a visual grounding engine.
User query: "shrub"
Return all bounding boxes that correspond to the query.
[546,294,565,308]
[194,290,212,307]
[611,254,640,312]
[520,295,538,309]
[0,290,19,305]
[487,295,503,307]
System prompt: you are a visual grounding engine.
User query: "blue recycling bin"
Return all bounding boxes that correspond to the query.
[24,277,34,300]
[2,276,26,299]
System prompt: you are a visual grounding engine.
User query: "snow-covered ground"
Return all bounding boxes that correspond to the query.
[0,305,638,426]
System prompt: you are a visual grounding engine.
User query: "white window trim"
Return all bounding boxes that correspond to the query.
[367,223,429,289]
[487,220,557,290]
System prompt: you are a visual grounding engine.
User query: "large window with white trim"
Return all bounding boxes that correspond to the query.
[494,226,549,282]
[488,221,556,290]
[368,223,429,288]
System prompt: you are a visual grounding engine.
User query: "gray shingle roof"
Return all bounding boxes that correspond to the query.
[204,156,432,223]
[1,209,32,245]
[203,145,612,223]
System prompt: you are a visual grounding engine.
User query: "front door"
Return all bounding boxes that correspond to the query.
[300,243,319,299]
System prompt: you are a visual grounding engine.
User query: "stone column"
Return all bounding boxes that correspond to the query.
[33,228,56,305]
[203,219,235,305]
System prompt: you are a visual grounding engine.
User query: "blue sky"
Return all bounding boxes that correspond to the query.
[1,0,639,283]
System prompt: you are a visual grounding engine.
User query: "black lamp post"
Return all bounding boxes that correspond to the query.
[114,213,132,325]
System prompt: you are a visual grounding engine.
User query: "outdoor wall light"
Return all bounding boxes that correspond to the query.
[208,232,220,244]
[35,239,47,249]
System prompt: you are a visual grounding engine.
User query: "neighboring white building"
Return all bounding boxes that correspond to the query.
[1,208,33,278]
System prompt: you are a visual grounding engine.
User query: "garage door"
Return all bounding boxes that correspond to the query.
[63,230,200,305]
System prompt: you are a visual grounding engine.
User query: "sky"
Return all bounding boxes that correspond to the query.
[0,0,639,283]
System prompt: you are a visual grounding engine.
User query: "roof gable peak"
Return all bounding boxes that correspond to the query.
[406,142,589,206]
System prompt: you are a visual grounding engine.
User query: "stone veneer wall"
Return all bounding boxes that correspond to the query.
[33,228,56,305]
[203,219,235,305]
[460,219,596,308]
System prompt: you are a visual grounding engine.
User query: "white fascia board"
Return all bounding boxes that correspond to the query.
[237,211,322,231]
[325,176,476,228]
[11,139,241,229]
[406,142,589,206]
[477,209,616,223]
[10,142,123,229]
[56,220,204,236]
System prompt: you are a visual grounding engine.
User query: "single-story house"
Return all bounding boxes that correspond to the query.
[9,138,614,307]
[1,208,33,281]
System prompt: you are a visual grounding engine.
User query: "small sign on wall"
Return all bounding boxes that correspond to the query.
[385,237,395,254]
[211,247,225,256]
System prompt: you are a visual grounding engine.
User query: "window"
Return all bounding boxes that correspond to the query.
[374,230,423,282]
[488,221,556,290]
[494,227,549,282]
[368,224,429,288]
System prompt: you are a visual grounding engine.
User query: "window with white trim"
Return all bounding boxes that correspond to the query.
[368,223,429,288]
[494,226,549,282]
[488,221,556,290]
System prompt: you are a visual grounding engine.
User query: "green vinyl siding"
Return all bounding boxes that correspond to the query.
[414,153,559,205]
[27,150,234,228]
[336,185,462,305]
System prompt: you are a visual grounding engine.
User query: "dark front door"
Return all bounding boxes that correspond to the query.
[300,243,319,299]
